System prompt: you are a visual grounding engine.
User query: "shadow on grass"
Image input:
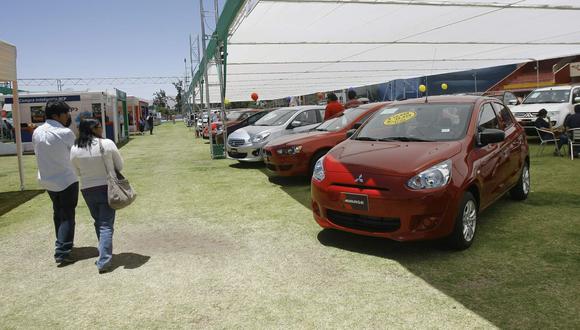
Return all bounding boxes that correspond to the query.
[57,249,150,272]
[0,189,45,217]
[263,173,312,210]
[229,162,265,169]
[317,229,446,258]
[526,191,580,207]
[57,246,100,268]
[110,252,150,271]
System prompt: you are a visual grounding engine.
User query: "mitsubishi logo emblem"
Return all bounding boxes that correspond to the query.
[355,174,364,184]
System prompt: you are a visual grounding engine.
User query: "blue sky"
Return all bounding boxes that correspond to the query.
[1,0,221,100]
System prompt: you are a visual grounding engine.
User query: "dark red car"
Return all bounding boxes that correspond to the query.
[263,103,388,176]
[311,96,530,250]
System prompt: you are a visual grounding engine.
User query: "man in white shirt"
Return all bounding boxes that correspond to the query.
[32,100,79,265]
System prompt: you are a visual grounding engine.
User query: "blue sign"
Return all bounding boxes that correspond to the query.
[3,95,81,104]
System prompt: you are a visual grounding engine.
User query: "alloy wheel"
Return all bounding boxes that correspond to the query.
[522,166,530,195]
[462,200,477,242]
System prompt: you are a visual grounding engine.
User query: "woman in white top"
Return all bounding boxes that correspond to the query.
[70,119,124,274]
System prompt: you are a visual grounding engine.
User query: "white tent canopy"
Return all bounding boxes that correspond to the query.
[0,40,24,190]
[197,0,580,102]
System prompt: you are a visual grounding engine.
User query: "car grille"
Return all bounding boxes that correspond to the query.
[326,209,400,233]
[228,151,248,159]
[229,139,246,147]
[514,112,536,118]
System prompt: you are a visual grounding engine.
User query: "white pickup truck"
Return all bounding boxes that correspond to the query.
[510,85,580,130]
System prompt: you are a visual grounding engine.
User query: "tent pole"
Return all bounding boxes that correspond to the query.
[200,0,213,158]
[12,80,24,191]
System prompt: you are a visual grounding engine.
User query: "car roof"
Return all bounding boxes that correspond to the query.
[532,85,580,91]
[227,108,260,112]
[389,95,485,106]
[274,105,325,111]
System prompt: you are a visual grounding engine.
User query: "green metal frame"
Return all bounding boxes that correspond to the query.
[189,0,244,96]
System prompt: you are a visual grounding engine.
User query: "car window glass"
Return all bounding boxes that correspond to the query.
[493,103,514,129]
[523,90,570,104]
[295,109,319,125]
[255,109,295,126]
[478,103,499,130]
[504,92,517,104]
[317,107,369,132]
[355,103,472,141]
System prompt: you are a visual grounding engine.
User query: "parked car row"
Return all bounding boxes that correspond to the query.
[220,95,530,250]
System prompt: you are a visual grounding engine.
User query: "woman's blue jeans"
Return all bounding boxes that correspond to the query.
[81,187,115,270]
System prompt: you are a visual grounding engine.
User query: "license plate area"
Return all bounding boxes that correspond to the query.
[342,193,369,211]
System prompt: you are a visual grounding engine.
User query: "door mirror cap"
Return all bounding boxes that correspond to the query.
[289,120,302,129]
[508,99,518,105]
[574,96,580,104]
[353,122,363,129]
[346,129,357,138]
[479,128,505,146]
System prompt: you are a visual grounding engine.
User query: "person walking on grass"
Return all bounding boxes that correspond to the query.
[32,100,78,265]
[70,119,124,274]
[146,113,154,135]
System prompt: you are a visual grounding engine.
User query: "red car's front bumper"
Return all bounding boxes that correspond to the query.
[263,147,310,176]
[311,172,462,241]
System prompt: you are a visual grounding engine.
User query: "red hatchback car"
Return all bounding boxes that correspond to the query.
[263,103,388,177]
[311,96,530,250]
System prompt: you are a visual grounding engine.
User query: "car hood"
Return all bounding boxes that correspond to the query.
[510,103,569,113]
[267,130,329,147]
[229,125,283,142]
[326,140,462,176]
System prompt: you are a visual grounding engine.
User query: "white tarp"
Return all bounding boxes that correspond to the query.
[201,0,580,102]
[0,41,17,81]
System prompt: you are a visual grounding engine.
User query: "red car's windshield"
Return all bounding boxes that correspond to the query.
[316,107,370,132]
[355,103,473,142]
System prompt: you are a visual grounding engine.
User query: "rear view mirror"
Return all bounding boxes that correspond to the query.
[479,129,505,146]
[346,129,357,138]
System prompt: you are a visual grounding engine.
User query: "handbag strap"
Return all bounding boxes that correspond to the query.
[98,138,114,177]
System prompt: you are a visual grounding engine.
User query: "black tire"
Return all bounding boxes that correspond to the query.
[447,192,478,250]
[309,150,329,178]
[509,163,530,201]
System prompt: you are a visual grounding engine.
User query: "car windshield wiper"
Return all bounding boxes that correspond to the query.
[379,136,434,142]
[354,136,378,141]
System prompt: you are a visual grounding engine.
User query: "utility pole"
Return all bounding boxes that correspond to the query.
[184,57,189,115]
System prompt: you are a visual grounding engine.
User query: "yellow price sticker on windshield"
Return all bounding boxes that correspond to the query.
[384,111,416,126]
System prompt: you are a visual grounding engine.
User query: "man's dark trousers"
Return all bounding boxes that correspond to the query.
[47,182,79,260]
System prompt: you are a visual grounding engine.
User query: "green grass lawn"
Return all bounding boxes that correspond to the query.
[0,123,578,328]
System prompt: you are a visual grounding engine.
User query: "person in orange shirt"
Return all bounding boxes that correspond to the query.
[324,92,345,121]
